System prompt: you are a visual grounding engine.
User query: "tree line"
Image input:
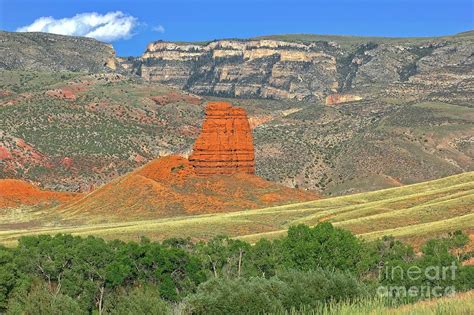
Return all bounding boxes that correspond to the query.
[0,222,472,314]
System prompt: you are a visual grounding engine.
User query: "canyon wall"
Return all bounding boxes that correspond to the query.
[139,39,339,101]
[2,31,472,103]
[134,34,474,103]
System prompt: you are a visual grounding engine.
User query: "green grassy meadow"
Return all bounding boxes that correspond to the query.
[278,290,474,315]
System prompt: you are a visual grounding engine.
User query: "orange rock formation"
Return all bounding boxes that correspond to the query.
[1,101,318,218]
[189,102,255,176]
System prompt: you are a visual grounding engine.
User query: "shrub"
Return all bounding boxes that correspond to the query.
[276,269,370,309]
[0,247,16,311]
[104,285,170,315]
[183,269,370,314]
[6,283,84,315]
[183,277,287,314]
[279,223,372,274]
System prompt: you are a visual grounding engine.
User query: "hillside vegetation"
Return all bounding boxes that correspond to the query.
[1,70,472,195]
[0,172,472,246]
[0,31,117,72]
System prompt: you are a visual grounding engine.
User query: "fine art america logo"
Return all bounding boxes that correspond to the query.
[377,262,458,298]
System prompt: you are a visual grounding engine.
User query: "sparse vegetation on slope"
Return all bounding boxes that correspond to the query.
[2,30,473,195]
[0,31,118,73]
[53,155,317,221]
[0,70,203,192]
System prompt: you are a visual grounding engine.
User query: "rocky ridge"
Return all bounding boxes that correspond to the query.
[133,32,474,103]
[0,31,118,73]
[139,39,338,100]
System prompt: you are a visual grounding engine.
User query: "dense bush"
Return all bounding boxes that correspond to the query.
[183,277,287,314]
[183,269,370,314]
[6,234,206,313]
[378,231,474,301]
[278,222,374,274]
[104,285,169,315]
[276,269,370,309]
[7,282,84,315]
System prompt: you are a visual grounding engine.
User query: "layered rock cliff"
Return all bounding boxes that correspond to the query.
[138,39,338,101]
[189,102,255,175]
[134,32,474,103]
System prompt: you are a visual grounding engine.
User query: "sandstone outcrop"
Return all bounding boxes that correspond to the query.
[325,93,363,105]
[138,39,338,101]
[189,102,255,176]
[129,34,473,103]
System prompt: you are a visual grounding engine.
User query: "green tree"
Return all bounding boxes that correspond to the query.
[279,223,370,274]
[0,246,17,311]
[183,277,286,314]
[247,238,281,278]
[195,236,250,278]
[7,282,84,315]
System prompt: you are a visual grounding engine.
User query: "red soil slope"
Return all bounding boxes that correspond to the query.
[60,155,318,220]
[0,179,81,208]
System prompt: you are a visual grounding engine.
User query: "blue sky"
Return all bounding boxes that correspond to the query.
[0,0,472,56]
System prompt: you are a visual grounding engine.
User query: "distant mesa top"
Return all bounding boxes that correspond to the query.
[189,102,255,176]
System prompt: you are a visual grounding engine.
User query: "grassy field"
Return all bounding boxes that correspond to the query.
[0,171,472,247]
[279,290,474,315]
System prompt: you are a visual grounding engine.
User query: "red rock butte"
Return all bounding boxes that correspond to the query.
[189,101,255,176]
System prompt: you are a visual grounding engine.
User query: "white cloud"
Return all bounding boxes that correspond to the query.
[16,11,137,42]
[152,25,165,33]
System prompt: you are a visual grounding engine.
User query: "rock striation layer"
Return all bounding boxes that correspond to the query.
[189,102,255,176]
[138,39,338,101]
[130,33,474,103]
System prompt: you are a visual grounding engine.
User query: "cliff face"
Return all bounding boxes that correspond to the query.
[189,102,255,176]
[135,34,474,102]
[139,40,339,101]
